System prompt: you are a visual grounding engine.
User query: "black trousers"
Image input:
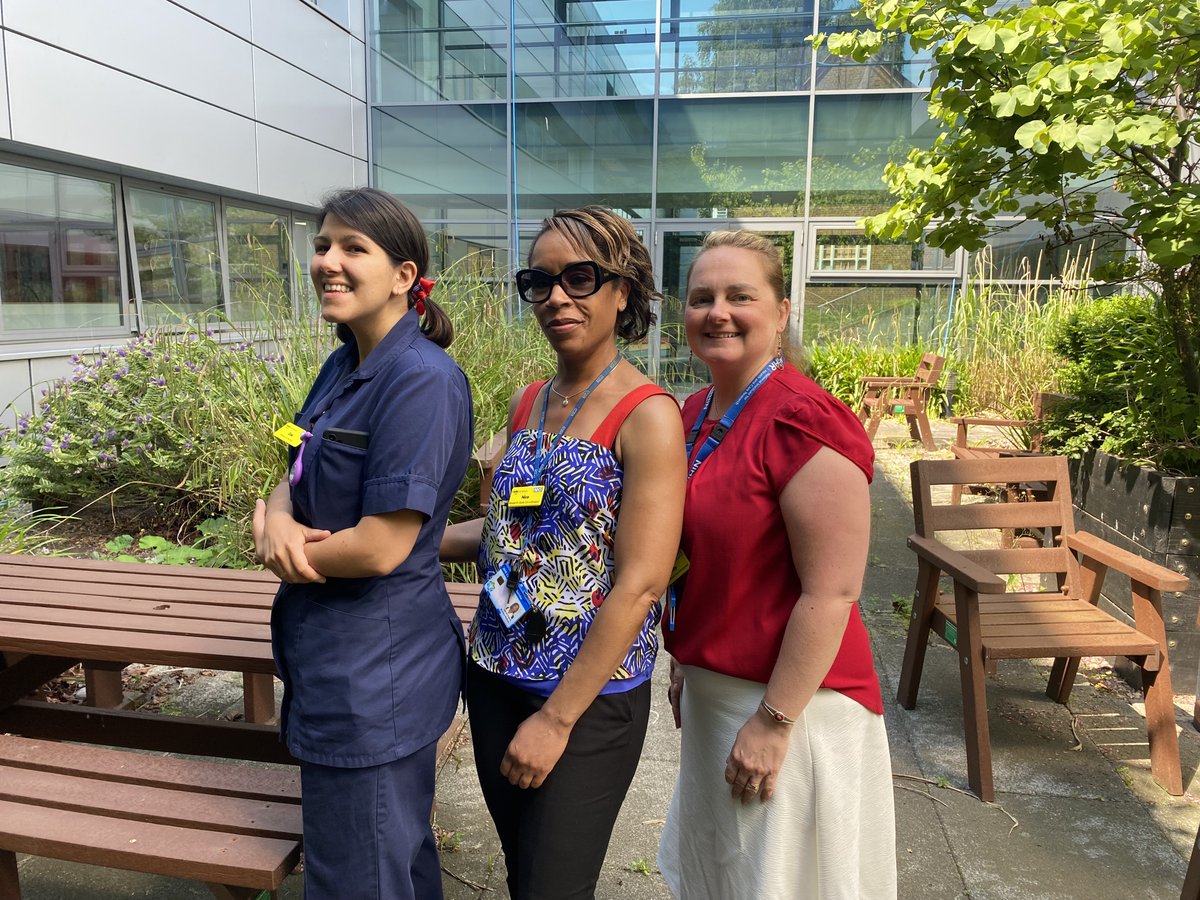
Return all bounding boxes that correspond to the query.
[466,662,651,900]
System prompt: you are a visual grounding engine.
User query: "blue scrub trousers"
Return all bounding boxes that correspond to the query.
[299,739,442,900]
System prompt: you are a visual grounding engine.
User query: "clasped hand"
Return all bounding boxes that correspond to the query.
[252,498,331,583]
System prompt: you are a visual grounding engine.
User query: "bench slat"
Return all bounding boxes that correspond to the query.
[0,602,270,642]
[0,553,277,584]
[0,620,275,673]
[0,735,299,800]
[0,575,274,610]
[985,633,1159,658]
[0,589,268,623]
[1,765,300,839]
[0,799,299,890]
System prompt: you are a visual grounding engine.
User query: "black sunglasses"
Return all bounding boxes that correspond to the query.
[515,261,620,304]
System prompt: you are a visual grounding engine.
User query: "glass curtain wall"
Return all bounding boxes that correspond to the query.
[368,0,1087,359]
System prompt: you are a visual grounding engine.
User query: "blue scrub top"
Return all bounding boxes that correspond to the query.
[271,313,473,768]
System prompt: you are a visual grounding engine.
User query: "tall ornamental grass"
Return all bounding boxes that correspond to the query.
[806,248,1094,431]
[0,266,554,566]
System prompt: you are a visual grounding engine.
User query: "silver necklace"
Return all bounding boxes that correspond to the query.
[549,379,588,407]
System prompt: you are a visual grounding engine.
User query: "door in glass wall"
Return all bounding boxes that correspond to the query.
[655,226,799,398]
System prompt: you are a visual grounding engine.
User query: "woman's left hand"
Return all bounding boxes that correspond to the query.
[724,712,791,804]
[500,709,571,789]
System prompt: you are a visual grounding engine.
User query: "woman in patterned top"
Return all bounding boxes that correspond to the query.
[442,206,685,899]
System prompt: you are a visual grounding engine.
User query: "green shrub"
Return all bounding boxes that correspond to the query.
[1041,294,1199,474]
[0,270,554,566]
[806,341,957,413]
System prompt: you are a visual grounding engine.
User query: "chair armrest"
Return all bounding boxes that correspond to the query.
[907,534,1007,594]
[1063,531,1189,593]
[472,431,508,467]
[860,376,922,386]
[948,416,1034,428]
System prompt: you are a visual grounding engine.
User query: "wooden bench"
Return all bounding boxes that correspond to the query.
[0,734,301,900]
[901,455,1188,801]
[0,555,480,765]
[858,352,945,451]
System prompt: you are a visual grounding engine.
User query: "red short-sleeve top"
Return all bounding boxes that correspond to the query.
[662,364,883,714]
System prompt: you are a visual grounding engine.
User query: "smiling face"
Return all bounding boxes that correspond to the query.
[684,244,790,378]
[527,229,629,360]
[311,213,416,343]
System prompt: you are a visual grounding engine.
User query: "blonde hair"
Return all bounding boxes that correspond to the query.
[687,230,786,302]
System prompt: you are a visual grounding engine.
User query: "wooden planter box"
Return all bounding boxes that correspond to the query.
[1070,450,1200,721]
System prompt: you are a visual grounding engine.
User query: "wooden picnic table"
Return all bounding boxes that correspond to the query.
[0,553,479,765]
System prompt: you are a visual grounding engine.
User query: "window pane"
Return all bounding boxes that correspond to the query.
[514,99,653,218]
[812,228,955,273]
[662,1,814,95]
[815,0,932,90]
[375,0,508,102]
[514,22,656,98]
[971,220,1129,282]
[803,281,955,344]
[374,104,510,221]
[656,96,808,218]
[429,224,510,279]
[810,93,935,216]
[129,188,222,325]
[0,162,121,333]
[226,205,292,321]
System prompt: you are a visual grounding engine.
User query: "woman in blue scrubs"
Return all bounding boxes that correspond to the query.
[253,187,473,900]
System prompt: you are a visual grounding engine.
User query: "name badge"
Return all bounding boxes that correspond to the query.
[669,550,690,585]
[484,562,531,627]
[274,422,307,447]
[508,485,546,508]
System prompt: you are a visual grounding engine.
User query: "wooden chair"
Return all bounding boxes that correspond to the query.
[901,455,1188,801]
[949,392,1071,500]
[472,430,508,513]
[858,352,945,450]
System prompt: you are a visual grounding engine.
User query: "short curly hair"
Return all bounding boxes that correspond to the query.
[530,206,660,342]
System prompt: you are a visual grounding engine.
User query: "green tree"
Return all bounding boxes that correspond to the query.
[823,0,1200,393]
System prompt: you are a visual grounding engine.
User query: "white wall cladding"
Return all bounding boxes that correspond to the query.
[0,0,368,208]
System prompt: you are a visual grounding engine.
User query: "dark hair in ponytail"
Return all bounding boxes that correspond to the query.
[317,187,453,349]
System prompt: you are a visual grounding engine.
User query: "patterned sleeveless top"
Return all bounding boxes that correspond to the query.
[468,382,668,689]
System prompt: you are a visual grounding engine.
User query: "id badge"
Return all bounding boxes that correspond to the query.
[485,562,531,627]
[669,550,690,585]
[508,484,545,508]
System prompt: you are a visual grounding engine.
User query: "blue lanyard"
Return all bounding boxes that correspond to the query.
[528,352,621,486]
[669,357,780,631]
[684,358,781,480]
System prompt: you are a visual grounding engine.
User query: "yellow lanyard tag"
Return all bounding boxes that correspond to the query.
[669,550,690,585]
[274,422,306,447]
[508,485,546,508]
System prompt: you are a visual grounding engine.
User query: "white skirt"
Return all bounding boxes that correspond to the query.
[658,666,896,900]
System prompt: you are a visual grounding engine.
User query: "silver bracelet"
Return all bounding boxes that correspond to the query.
[760,699,796,726]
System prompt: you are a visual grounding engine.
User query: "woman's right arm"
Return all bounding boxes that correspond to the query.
[252,479,331,583]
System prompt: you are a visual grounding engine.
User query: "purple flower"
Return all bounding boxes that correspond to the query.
[121,438,130,449]
[17,417,29,435]
[105,428,117,440]
[59,435,72,450]
[91,433,102,446]
[112,366,129,380]
[116,348,127,358]
[41,440,54,454]
[98,451,115,463]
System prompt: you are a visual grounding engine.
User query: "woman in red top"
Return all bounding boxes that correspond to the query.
[657,231,896,899]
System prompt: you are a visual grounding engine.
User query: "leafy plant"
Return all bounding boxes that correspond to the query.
[1040,294,1199,473]
[823,0,1200,396]
[0,501,67,555]
[0,263,553,568]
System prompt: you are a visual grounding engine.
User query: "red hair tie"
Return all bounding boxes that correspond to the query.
[411,277,435,316]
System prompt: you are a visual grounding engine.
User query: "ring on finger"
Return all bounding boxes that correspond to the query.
[746,782,760,793]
